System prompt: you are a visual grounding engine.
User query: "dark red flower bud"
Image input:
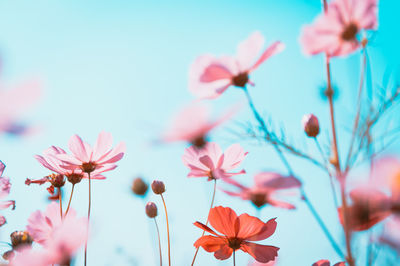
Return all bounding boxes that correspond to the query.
[145,202,158,218]
[302,114,320,137]
[151,180,166,195]
[132,177,148,196]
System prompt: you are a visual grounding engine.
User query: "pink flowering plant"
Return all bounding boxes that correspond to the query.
[1,0,400,265]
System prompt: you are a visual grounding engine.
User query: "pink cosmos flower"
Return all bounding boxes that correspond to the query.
[26,202,83,245]
[14,203,87,266]
[0,79,42,136]
[312,260,346,266]
[338,187,391,231]
[56,131,125,175]
[189,31,284,99]
[182,142,248,180]
[0,161,15,226]
[222,172,301,209]
[379,218,400,253]
[162,102,236,148]
[300,0,378,57]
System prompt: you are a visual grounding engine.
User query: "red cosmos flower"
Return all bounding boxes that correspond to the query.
[189,32,284,99]
[312,260,346,266]
[182,142,248,180]
[56,131,125,175]
[300,0,378,57]
[222,172,301,209]
[194,206,279,263]
[338,187,391,231]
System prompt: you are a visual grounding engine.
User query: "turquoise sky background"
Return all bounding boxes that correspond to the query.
[0,0,399,265]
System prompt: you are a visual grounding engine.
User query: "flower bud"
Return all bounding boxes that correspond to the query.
[2,250,14,261]
[49,173,65,188]
[151,180,166,195]
[132,177,148,196]
[10,231,33,249]
[302,114,320,137]
[145,202,158,218]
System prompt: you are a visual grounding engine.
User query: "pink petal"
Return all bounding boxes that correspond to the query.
[92,131,113,161]
[236,31,265,71]
[240,242,279,263]
[250,41,285,72]
[68,135,89,162]
[0,161,5,176]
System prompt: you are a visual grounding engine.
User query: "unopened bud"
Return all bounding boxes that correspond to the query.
[302,114,320,137]
[10,231,33,249]
[151,180,166,195]
[132,177,148,196]
[145,202,158,218]
[2,250,14,261]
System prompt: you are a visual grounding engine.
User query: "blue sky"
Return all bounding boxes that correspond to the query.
[0,0,399,265]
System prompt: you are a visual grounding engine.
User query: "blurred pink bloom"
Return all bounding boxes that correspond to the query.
[379,217,400,253]
[249,259,277,266]
[312,260,345,266]
[189,31,284,99]
[300,0,378,57]
[56,131,125,175]
[182,142,247,180]
[0,161,15,226]
[162,102,236,147]
[26,202,77,245]
[222,172,301,209]
[14,204,87,266]
[0,79,42,136]
[338,187,391,231]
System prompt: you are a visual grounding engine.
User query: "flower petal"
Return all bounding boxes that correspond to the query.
[240,242,279,263]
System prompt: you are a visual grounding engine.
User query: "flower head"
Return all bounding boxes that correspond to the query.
[0,78,42,136]
[182,142,248,181]
[162,102,236,147]
[0,161,16,226]
[312,260,346,266]
[189,32,284,99]
[194,206,279,263]
[222,172,301,209]
[56,131,125,175]
[338,187,391,231]
[300,0,378,57]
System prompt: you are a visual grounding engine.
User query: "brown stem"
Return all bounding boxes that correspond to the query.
[191,179,217,266]
[160,194,171,266]
[64,184,75,218]
[325,54,355,266]
[59,188,63,219]
[233,250,236,266]
[84,172,92,266]
[154,218,162,266]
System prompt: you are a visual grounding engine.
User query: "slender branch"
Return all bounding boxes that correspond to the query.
[64,184,75,218]
[233,250,236,266]
[314,138,339,209]
[59,188,63,219]
[154,218,163,266]
[191,179,217,266]
[160,194,171,266]
[345,46,367,173]
[242,86,344,259]
[84,172,92,266]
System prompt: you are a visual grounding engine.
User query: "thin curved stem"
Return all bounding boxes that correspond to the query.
[324,44,354,266]
[84,172,92,266]
[242,87,344,259]
[58,188,63,219]
[314,138,339,209]
[191,179,217,266]
[64,184,75,218]
[154,218,163,266]
[160,194,171,266]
